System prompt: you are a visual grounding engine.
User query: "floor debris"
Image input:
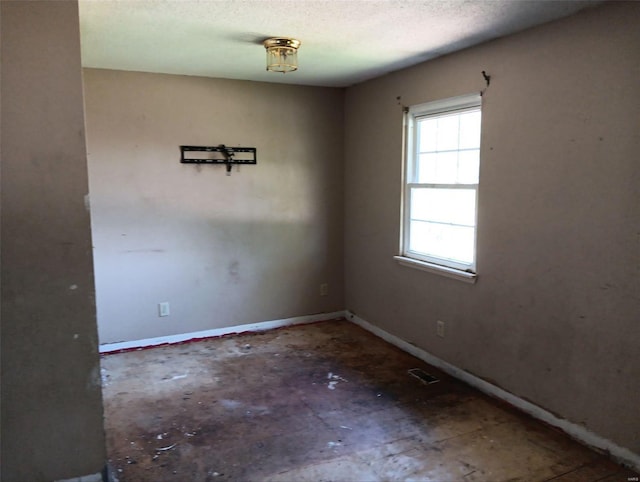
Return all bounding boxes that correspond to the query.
[101,320,639,481]
[162,374,187,382]
[155,443,177,452]
[327,372,347,390]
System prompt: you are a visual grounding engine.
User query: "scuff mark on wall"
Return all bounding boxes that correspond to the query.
[86,364,102,391]
[228,260,241,284]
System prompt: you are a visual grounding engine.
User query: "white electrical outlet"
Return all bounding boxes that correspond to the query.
[436,320,445,338]
[158,302,170,317]
[320,283,329,296]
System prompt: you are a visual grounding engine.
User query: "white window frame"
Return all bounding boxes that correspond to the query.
[397,93,481,282]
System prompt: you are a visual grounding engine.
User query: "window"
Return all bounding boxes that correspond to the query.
[399,94,481,280]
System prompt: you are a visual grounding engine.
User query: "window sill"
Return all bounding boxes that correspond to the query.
[393,256,477,284]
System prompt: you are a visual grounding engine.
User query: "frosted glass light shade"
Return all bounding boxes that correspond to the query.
[264,38,301,73]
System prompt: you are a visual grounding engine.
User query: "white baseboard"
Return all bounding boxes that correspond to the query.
[346,310,640,472]
[99,311,346,354]
[56,472,103,482]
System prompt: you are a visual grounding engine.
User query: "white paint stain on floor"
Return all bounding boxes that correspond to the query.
[327,372,347,390]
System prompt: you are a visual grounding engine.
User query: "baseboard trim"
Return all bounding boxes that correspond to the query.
[56,471,103,482]
[346,310,640,472]
[99,311,347,354]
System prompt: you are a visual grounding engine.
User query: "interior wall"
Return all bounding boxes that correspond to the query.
[84,69,344,344]
[0,2,106,481]
[344,1,639,455]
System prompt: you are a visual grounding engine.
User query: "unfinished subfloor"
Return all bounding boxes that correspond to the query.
[101,319,637,481]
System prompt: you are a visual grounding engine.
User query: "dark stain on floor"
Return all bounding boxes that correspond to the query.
[101,319,638,481]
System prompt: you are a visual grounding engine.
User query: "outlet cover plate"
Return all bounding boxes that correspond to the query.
[159,302,170,317]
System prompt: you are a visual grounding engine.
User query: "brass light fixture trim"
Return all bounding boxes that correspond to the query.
[263,37,301,73]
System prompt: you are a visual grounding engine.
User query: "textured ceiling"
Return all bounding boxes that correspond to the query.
[79,0,601,87]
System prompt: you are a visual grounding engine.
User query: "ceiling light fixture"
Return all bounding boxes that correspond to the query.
[263,38,301,73]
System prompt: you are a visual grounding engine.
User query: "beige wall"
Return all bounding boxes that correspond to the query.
[0,2,106,481]
[344,2,640,455]
[83,69,344,344]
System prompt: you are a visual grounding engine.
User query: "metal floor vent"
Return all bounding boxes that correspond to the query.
[408,368,440,385]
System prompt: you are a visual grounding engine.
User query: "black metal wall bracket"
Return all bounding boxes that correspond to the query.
[180,145,257,174]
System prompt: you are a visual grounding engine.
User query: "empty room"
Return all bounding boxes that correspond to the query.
[1,1,639,481]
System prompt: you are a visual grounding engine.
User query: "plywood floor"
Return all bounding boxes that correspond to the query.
[101,319,637,481]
